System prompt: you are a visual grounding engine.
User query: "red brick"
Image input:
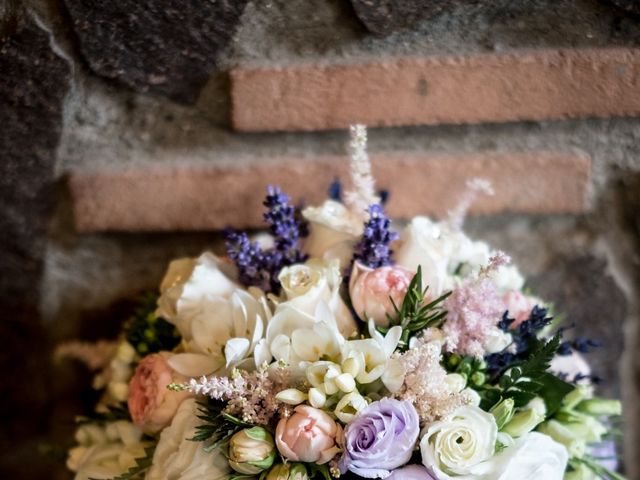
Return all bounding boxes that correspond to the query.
[231,48,640,131]
[69,151,591,232]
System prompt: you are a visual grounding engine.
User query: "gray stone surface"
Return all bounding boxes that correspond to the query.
[350,0,464,36]
[608,0,640,14]
[62,0,249,102]
[0,2,71,477]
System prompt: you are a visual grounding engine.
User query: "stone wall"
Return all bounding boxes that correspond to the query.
[2,0,640,477]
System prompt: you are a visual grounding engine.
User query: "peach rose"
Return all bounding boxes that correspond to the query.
[350,264,415,327]
[128,352,191,434]
[275,405,341,464]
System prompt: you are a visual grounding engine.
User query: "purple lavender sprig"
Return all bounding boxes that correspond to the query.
[263,186,307,266]
[352,204,399,268]
[223,230,272,292]
[224,186,307,293]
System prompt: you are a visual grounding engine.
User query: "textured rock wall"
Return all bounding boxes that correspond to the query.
[1,0,640,477]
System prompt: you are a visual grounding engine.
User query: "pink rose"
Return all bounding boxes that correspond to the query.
[502,290,536,328]
[275,405,341,464]
[128,352,191,434]
[350,264,415,327]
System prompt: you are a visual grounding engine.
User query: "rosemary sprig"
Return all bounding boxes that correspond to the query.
[378,266,451,351]
[191,399,252,452]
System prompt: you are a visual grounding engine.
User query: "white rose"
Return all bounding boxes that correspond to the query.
[302,200,362,267]
[477,432,568,480]
[156,252,239,333]
[490,265,525,293]
[395,217,450,295]
[420,405,497,478]
[278,259,357,337]
[168,288,272,378]
[148,399,230,480]
[67,421,149,480]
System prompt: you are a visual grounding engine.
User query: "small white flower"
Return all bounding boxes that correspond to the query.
[334,392,368,423]
[276,389,308,406]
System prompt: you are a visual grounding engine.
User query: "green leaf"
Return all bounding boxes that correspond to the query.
[490,334,568,409]
[91,445,155,480]
[77,404,131,426]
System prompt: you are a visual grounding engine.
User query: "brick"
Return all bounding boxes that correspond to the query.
[69,151,591,232]
[231,48,640,132]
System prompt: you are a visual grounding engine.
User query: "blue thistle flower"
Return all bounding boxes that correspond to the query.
[352,204,399,268]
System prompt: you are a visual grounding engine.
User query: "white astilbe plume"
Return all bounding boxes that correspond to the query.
[345,124,380,220]
[54,340,118,371]
[447,178,494,229]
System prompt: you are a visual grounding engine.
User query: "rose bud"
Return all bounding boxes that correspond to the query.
[228,427,276,475]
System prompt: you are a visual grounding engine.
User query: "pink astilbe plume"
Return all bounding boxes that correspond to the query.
[447,178,494,230]
[394,335,469,424]
[442,253,510,357]
[187,364,290,425]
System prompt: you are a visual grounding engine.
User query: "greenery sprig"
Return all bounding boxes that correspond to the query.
[91,445,155,480]
[482,334,573,412]
[124,292,181,356]
[377,266,451,351]
[77,404,131,426]
[191,399,252,452]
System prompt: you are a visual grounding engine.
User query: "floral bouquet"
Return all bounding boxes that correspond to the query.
[63,126,624,480]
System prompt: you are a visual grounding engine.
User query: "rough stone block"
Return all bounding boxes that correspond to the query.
[63,0,249,102]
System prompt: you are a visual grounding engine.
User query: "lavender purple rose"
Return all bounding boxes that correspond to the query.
[339,398,420,478]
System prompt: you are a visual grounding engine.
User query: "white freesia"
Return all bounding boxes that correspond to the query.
[168,288,271,378]
[148,399,230,480]
[334,391,369,423]
[67,421,149,480]
[278,259,357,337]
[420,405,498,478]
[474,432,568,480]
[302,200,363,267]
[266,302,345,377]
[337,321,404,392]
[156,252,238,329]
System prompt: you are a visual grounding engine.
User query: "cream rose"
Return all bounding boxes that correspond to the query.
[278,259,356,337]
[302,200,363,267]
[420,405,497,478]
[148,399,231,480]
[156,252,239,335]
[127,352,192,434]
